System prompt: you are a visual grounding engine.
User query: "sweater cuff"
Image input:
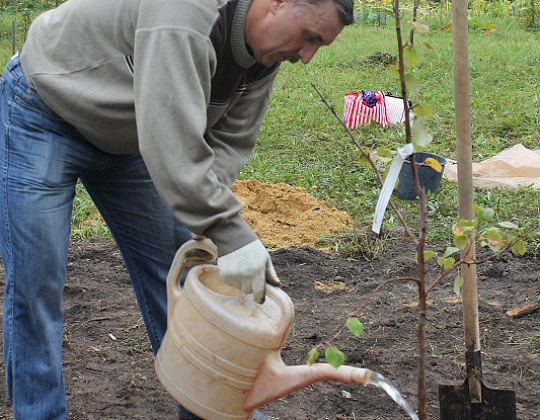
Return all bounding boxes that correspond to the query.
[205,214,258,256]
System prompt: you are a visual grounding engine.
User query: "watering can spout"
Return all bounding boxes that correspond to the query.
[244,352,373,411]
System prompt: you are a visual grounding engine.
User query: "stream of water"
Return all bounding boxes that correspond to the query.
[368,371,420,420]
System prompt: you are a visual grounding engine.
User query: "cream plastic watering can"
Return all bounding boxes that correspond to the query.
[155,239,374,420]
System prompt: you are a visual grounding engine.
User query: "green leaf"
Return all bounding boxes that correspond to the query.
[437,256,455,270]
[325,346,345,369]
[346,318,364,337]
[456,218,478,229]
[474,205,495,222]
[376,147,393,163]
[485,227,503,241]
[510,240,527,256]
[498,221,519,229]
[454,275,464,296]
[403,45,420,68]
[356,155,371,167]
[453,234,469,250]
[405,73,420,95]
[306,348,319,366]
[413,104,433,120]
[411,117,433,151]
[442,247,460,258]
[443,257,456,270]
[483,227,503,252]
[388,63,400,79]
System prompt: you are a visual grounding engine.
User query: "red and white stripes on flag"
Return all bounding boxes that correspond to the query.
[343,91,389,128]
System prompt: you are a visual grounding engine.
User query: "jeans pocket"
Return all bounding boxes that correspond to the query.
[13,83,61,120]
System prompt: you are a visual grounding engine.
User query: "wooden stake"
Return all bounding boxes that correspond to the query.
[506,301,540,319]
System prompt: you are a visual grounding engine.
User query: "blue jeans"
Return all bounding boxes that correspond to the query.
[0,54,194,419]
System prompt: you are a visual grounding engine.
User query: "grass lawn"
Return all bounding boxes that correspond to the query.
[245,15,540,253]
[0,5,538,254]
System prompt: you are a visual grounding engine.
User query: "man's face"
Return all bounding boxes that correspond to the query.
[247,0,345,67]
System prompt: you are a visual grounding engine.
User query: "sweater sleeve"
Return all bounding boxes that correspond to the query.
[203,72,277,251]
[133,25,275,255]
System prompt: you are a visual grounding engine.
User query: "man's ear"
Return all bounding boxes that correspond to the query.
[269,0,288,14]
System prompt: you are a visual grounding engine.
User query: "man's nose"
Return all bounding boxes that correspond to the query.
[298,44,320,64]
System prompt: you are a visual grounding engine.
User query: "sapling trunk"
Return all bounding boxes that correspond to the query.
[393,1,428,418]
[312,2,538,416]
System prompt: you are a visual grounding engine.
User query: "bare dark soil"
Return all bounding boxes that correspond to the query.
[0,237,538,419]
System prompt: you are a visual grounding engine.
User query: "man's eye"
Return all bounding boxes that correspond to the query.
[303,33,321,43]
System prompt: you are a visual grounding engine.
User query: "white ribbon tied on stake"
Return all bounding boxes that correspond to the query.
[372,143,415,234]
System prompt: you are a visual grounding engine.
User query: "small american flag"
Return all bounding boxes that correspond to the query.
[343,90,389,128]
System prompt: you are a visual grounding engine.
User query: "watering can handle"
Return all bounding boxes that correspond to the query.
[166,238,218,324]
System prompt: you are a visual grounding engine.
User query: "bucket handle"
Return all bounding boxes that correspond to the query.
[166,238,218,324]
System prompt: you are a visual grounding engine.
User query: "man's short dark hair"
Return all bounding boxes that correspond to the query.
[294,0,355,26]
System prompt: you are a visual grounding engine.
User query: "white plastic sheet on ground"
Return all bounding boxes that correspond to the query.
[444,143,540,189]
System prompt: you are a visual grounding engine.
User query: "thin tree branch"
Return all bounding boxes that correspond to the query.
[329,276,420,343]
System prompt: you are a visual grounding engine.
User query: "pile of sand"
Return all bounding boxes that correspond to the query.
[232,179,351,248]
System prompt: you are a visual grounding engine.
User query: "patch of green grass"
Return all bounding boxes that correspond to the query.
[70,183,111,241]
[243,18,540,254]
[1,5,538,254]
[0,37,14,65]
[317,228,396,261]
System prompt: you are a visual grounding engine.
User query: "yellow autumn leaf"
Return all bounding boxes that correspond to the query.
[453,225,465,236]
[424,157,443,172]
[411,21,430,34]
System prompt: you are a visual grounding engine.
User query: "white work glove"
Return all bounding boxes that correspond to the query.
[217,239,281,304]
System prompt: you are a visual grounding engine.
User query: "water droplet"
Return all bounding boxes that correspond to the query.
[368,372,419,420]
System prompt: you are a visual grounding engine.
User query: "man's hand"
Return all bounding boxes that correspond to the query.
[217,239,281,304]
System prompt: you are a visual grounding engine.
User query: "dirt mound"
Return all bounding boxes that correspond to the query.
[232,179,351,248]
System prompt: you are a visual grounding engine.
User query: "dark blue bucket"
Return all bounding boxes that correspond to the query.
[396,152,447,200]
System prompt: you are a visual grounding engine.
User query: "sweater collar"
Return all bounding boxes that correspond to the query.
[231,0,257,68]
